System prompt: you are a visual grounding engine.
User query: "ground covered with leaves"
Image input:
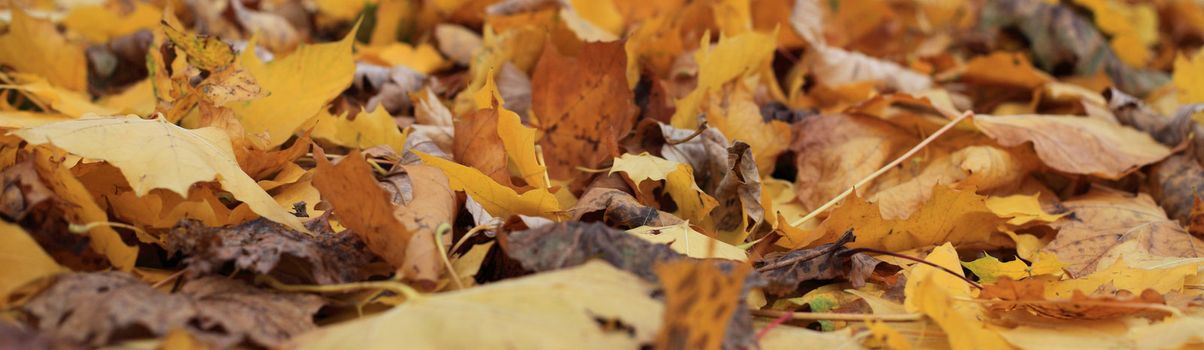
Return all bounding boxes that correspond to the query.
[3,0,1204,348]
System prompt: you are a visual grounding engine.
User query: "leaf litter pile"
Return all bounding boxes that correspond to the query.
[6,0,1204,348]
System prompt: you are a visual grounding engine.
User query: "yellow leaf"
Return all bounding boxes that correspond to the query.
[671,31,776,129]
[310,108,407,152]
[63,2,161,42]
[0,221,64,307]
[567,0,623,37]
[32,152,139,270]
[0,8,88,92]
[1174,49,1204,104]
[162,22,235,72]
[1048,258,1198,298]
[986,194,1067,226]
[356,43,450,74]
[287,261,662,349]
[0,110,74,129]
[14,116,308,233]
[99,79,156,116]
[627,223,747,260]
[472,71,550,189]
[794,185,1003,251]
[610,153,719,225]
[316,0,371,20]
[9,75,118,117]
[962,252,1065,283]
[704,85,792,175]
[230,26,357,149]
[415,151,561,219]
[1072,0,1158,67]
[904,243,1011,350]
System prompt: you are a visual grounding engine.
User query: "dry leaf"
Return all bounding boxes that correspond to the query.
[904,243,1012,350]
[312,149,414,270]
[654,260,750,350]
[974,114,1171,179]
[0,221,64,307]
[13,116,308,233]
[979,278,1170,320]
[0,9,88,92]
[1042,190,1204,277]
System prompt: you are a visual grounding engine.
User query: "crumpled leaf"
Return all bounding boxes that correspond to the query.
[704,84,792,176]
[13,116,308,233]
[974,114,1171,179]
[979,277,1170,321]
[961,252,1065,283]
[570,187,684,228]
[1042,190,1204,277]
[610,153,718,227]
[756,231,889,295]
[165,218,379,284]
[532,40,637,179]
[230,25,355,149]
[286,262,662,350]
[0,8,88,92]
[20,272,322,348]
[415,151,561,219]
[709,142,766,241]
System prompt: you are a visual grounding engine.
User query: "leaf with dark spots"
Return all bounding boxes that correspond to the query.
[756,230,891,296]
[710,142,767,241]
[532,40,638,179]
[165,218,383,285]
[18,272,322,348]
[570,187,684,229]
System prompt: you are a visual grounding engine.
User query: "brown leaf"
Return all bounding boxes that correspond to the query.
[654,260,750,350]
[235,134,311,180]
[570,187,684,229]
[979,278,1170,321]
[1042,190,1204,277]
[311,148,413,269]
[793,114,916,212]
[18,272,322,348]
[453,109,515,188]
[973,114,1171,179]
[1191,194,1204,238]
[532,40,638,179]
[165,218,381,284]
[1149,154,1204,226]
[623,119,731,194]
[392,164,457,286]
[710,142,767,240]
[755,231,889,296]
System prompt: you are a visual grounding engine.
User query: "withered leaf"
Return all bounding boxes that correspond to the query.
[710,142,766,240]
[532,40,637,179]
[756,231,890,296]
[452,108,515,188]
[312,148,413,269]
[19,272,322,348]
[570,187,684,229]
[654,260,751,350]
[979,278,1170,321]
[166,218,381,284]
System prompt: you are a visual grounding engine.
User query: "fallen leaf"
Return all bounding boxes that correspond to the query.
[14,116,308,232]
[985,193,1068,226]
[0,8,88,92]
[20,272,322,348]
[1174,49,1204,104]
[671,31,776,129]
[709,142,767,241]
[165,218,379,284]
[230,26,355,149]
[974,114,1171,179]
[312,149,414,271]
[627,222,746,260]
[756,230,889,295]
[793,185,1005,252]
[960,52,1054,89]
[452,108,515,187]
[532,40,637,179]
[0,221,64,307]
[979,277,1169,320]
[286,261,663,349]
[310,107,407,152]
[704,84,792,176]
[904,243,1011,350]
[654,259,750,350]
[415,150,562,219]
[962,253,1065,283]
[570,187,684,228]
[1042,189,1204,277]
[610,153,719,226]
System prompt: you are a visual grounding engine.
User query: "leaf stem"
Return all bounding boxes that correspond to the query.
[256,274,424,301]
[434,223,464,290]
[665,121,709,145]
[790,111,973,227]
[843,247,982,289]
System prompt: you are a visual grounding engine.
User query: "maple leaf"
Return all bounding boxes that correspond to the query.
[0,9,88,92]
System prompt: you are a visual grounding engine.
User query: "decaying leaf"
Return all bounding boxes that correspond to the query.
[570,187,684,228]
[166,218,380,284]
[756,231,890,295]
[979,278,1170,320]
[19,272,322,348]
[654,260,750,350]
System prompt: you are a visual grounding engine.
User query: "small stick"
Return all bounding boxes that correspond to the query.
[790,111,973,227]
[751,309,923,322]
[151,269,187,289]
[666,121,709,145]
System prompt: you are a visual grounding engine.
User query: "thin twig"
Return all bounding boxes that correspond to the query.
[844,247,982,290]
[434,223,464,290]
[790,111,973,227]
[755,231,854,272]
[151,269,187,289]
[751,309,923,322]
[665,121,709,145]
